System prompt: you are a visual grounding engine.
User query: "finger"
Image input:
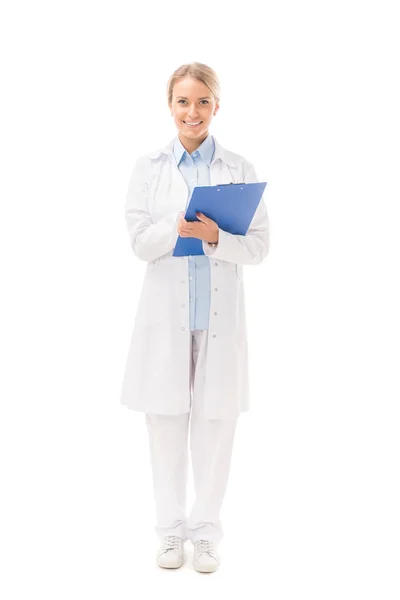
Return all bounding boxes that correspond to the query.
[196,212,209,222]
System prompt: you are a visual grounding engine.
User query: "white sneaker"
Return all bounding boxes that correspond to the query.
[193,539,220,573]
[156,536,184,569]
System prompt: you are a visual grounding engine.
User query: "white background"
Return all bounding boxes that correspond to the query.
[1,0,399,598]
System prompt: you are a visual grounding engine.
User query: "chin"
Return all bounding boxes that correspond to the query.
[183,127,208,136]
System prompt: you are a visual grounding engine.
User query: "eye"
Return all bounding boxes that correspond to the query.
[177,99,209,104]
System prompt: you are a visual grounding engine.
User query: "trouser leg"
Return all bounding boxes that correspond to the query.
[187,330,238,545]
[145,411,190,542]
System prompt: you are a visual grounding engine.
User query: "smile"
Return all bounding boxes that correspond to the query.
[183,121,203,128]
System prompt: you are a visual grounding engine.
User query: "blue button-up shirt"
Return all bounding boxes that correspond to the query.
[173,134,215,331]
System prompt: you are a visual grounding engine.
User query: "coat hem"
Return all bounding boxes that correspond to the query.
[120,400,249,419]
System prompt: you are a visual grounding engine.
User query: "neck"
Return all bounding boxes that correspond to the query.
[178,131,209,155]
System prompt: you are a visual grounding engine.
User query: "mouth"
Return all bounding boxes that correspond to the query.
[183,121,203,129]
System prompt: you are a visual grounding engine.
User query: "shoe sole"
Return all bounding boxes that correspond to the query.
[157,562,184,569]
[193,562,219,573]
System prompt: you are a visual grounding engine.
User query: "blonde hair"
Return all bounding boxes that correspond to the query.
[167,62,220,105]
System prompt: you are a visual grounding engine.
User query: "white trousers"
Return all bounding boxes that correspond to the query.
[145,329,238,545]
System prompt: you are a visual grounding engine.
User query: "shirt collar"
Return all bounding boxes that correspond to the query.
[173,134,215,167]
[147,134,237,168]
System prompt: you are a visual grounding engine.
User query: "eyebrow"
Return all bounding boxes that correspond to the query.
[176,96,211,100]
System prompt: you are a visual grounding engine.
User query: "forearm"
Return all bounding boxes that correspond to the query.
[202,199,270,264]
[126,208,182,263]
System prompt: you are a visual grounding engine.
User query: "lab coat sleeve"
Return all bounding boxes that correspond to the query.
[125,156,181,263]
[202,160,270,265]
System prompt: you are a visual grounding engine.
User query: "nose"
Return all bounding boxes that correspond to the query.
[188,105,200,118]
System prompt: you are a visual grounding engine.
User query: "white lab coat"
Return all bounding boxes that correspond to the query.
[120,136,270,419]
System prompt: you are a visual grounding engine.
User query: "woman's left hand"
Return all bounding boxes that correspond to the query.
[178,212,219,244]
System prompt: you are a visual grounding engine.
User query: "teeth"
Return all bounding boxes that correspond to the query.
[185,121,201,125]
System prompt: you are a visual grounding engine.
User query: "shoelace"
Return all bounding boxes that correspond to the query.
[195,539,216,556]
[160,535,182,553]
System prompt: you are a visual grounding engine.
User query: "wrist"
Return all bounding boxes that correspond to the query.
[208,230,219,245]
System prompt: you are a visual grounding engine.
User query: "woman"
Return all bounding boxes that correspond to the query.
[120,62,270,572]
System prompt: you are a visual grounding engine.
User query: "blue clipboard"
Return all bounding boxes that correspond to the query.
[173,181,267,256]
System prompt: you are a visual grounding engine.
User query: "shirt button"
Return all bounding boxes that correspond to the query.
[181,280,185,283]
[214,312,217,315]
[212,334,216,338]
[181,304,185,308]
[181,327,185,331]
[214,262,218,266]
[214,288,218,291]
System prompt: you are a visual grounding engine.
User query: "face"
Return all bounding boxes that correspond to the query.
[169,76,219,147]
